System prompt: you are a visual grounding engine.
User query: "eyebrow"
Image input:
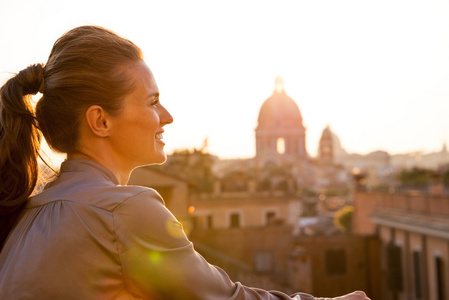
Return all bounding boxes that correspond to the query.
[148,92,160,98]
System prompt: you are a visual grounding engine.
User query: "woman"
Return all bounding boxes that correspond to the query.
[0,26,369,300]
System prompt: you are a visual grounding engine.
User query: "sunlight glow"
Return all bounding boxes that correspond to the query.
[1,0,449,159]
[148,251,162,264]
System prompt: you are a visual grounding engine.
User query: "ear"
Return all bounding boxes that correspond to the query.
[85,105,112,137]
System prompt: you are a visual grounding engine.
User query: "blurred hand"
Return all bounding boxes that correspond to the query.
[333,291,370,300]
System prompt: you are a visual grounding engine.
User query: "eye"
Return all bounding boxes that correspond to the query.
[151,99,160,107]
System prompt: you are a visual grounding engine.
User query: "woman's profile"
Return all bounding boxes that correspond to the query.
[0,25,369,300]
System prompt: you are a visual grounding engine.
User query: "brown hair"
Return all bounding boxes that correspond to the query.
[0,25,143,249]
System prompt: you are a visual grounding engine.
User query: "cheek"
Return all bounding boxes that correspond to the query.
[145,112,160,131]
[135,116,159,142]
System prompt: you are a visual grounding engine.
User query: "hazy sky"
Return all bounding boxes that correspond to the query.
[1,0,449,160]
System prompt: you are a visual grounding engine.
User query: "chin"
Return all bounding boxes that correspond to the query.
[148,153,167,165]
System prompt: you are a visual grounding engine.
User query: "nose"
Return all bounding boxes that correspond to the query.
[160,104,173,125]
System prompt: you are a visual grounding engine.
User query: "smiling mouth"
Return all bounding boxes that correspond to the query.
[155,133,163,140]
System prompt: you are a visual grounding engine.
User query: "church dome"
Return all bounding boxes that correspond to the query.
[257,77,303,129]
[255,77,307,160]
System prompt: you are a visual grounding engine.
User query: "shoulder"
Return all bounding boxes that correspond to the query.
[91,184,166,212]
[31,169,164,211]
[114,185,165,205]
[112,186,188,250]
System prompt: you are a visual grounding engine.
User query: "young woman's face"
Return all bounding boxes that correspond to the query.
[108,61,173,169]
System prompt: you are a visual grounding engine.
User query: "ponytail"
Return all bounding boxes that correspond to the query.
[0,64,43,249]
[0,25,143,250]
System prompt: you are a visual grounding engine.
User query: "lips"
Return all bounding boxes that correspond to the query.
[155,132,163,140]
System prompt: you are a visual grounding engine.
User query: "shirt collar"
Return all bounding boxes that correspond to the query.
[59,158,119,185]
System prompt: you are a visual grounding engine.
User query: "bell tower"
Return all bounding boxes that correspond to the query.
[318,125,333,164]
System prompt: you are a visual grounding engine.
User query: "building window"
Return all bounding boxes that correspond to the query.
[413,250,422,299]
[193,215,213,230]
[207,215,213,229]
[230,213,240,228]
[266,211,276,225]
[435,256,446,300]
[254,250,273,272]
[276,138,285,154]
[325,249,346,275]
[386,243,403,292]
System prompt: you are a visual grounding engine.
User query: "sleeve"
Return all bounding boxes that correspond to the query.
[113,189,318,300]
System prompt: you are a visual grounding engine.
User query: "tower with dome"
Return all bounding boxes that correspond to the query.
[255,76,308,168]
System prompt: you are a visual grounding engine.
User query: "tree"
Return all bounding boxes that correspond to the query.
[398,167,431,187]
[334,205,354,233]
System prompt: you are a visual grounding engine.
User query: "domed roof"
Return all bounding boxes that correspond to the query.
[257,77,303,129]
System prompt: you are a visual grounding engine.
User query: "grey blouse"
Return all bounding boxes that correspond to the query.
[0,158,321,300]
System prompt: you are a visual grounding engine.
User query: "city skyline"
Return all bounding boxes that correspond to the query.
[1,0,449,159]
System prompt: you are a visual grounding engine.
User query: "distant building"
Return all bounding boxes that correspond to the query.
[253,76,315,191]
[255,76,308,164]
[318,126,333,163]
[390,143,449,170]
[353,190,449,300]
[289,235,381,298]
[188,78,352,234]
[311,126,350,193]
[332,139,449,190]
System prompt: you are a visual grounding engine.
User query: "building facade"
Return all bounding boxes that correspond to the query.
[353,191,449,300]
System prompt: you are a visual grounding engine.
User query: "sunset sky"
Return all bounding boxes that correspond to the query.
[1,0,449,161]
